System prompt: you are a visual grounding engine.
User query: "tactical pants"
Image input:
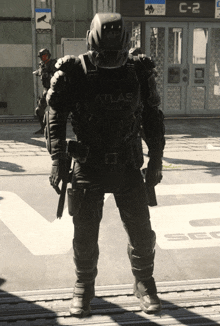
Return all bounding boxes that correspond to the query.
[71,170,156,284]
[35,89,48,128]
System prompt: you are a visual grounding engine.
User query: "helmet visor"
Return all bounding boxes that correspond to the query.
[93,50,128,69]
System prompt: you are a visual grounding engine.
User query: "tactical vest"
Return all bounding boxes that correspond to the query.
[71,54,144,169]
[40,59,57,89]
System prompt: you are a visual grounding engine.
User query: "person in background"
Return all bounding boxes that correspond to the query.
[33,48,57,134]
[45,13,165,318]
[129,47,159,144]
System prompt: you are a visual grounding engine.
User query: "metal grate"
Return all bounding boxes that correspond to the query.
[191,86,205,111]
[150,27,165,112]
[208,28,220,111]
[167,87,181,111]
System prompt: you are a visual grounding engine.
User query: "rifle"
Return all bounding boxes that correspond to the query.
[141,168,157,207]
[56,155,72,219]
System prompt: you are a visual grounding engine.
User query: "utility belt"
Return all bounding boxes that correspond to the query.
[67,137,143,168]
[67,140,124,165]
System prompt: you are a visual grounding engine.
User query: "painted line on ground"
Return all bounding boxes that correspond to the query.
[0,184,219,254]
[0,191,111,256]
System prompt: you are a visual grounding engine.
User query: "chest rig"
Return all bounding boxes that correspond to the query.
[71,54,144,169]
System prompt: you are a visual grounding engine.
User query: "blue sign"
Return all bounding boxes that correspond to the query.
[35,8,51,13]
[145,0,166,15]
[145,0,165,4]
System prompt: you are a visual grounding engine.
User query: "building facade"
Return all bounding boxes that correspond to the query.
[1,0,220,117]
[0,0,114,117]
[118,0,220,116]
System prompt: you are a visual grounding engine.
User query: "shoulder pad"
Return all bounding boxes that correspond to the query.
[50,70,67,92]
[137,55,155,70]
[55,55,81,72]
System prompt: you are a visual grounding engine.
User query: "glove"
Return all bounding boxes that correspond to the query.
[145,168,162,187]
[145,157,163,187]
[49,158,70,194]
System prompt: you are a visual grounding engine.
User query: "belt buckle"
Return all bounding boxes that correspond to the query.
[105,153,118,164]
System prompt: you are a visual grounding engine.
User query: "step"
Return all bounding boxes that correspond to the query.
[0,278,220,325]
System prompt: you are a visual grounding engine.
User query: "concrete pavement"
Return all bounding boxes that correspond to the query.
[1,118,220,324]
[1,118,220,286]
[0,118,220,175]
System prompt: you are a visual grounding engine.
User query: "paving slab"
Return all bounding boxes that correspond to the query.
[0,118,220,325]
[0,279,220,325]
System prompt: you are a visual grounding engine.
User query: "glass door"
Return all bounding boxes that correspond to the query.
[188,23,220,115]
[187,24,209,114]
[145,22,220,116]
[145,22,188,115]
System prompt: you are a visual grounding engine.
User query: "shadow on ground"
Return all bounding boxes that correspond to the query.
[163,156,220,176]
[164,118,220,139]
[88,296,218,325]
[0,278,59,325]
[0,121,73,149]
[0,276,218,326]
[0,161,25,173]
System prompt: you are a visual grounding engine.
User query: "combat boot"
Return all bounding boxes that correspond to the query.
[69,281,95,318]
[134,278,162,314]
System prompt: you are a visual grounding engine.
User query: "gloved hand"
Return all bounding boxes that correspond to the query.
[49,158,70,194]
[145,168,162,187]
[145,157,163,187]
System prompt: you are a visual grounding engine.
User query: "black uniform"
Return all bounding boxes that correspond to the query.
[45,53,165,292]
[35,58,57,131]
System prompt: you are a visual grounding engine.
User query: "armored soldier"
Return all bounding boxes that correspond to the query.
[33,48,56,134]
[45,13,165,318]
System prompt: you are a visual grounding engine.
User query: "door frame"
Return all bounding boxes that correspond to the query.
[145,21,220,116]
[187,22,211,115]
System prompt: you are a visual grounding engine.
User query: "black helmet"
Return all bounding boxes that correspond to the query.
[38,48,51,58]
[86,13,130,69]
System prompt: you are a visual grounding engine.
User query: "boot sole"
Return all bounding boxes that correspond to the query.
[134,290,162,314]
[69,306,91,318]
[140,301,162,314]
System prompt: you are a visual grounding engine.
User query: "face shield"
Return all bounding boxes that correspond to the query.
[88,49,129,69]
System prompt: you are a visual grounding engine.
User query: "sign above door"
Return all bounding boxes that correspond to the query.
[120,0,219,19]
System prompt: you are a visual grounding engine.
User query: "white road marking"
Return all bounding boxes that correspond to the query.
[1,184,220,254]
[206,144,220,150]
[0,191,111,256]
[151,202,220,249]
[155,183,220,196]
[151,183,220,249]
[0,191,72,255]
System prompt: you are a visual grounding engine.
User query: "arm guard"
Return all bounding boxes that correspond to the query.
[142,106,165,159]
[44,109,68,160]
[134,55,165,159]
[45,55,81,160]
